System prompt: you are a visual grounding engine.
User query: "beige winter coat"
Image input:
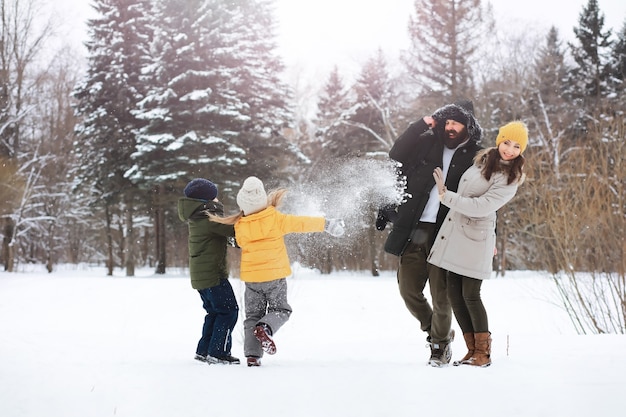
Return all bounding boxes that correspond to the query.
[427,153,520,280]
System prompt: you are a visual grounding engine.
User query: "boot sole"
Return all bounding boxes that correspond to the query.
[459,360,491,367]
[206,356,241,365]
[247,358,262,367]
[254,326,277,355]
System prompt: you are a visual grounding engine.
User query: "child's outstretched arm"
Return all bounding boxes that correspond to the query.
[279,212,345,237]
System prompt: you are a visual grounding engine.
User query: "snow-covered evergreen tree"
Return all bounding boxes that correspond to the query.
[528,26,572,177]
[566,0,613,114]
[73,0,153,198]
[608,19,626,114]
[225,0,300,181]
[402,0,486,106]
[314,67,354,159]
[315,51,400,159]
[349,49,398,154]
[72,0,154,275]
[130,0,245,192]
[130,0,297,194]
[126,0,297,272]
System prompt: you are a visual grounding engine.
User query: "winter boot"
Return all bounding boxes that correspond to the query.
[194,354,208,363]
[465,332,491,367]
[206,354,241,365]
[428,329,455,367]
[454,333,475,366]
[254,324,277,355]
[247,357,261,367]
[428,342,450,367]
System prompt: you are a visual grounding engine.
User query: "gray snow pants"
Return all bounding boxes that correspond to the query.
[243,278,292,358]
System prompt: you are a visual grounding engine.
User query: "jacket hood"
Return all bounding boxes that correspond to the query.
[178,198,224,222]
[236,206,276,239]
[432,104,483,145]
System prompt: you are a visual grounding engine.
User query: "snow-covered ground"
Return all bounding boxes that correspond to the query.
[1,264,624,417]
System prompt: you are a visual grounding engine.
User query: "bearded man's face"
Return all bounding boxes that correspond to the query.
[443,120,468,149]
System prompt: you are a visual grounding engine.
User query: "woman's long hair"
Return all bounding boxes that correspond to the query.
[207,188,288,224]
[477,147,525,185]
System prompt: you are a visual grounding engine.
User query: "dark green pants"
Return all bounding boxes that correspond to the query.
[447,272,489,333]
[397,224,452,344]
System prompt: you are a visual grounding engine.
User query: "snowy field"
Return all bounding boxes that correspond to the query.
[1,264,624,417]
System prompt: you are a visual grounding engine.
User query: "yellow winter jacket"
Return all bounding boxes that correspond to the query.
[235,206,325,282]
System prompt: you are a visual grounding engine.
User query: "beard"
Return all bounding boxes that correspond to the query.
[443,127,468,149]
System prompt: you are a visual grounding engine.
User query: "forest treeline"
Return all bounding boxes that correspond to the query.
[1,0,624,283]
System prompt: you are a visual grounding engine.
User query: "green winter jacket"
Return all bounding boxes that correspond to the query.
[178,197,235,290]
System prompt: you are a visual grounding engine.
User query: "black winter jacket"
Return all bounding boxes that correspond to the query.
[384,105,483,256]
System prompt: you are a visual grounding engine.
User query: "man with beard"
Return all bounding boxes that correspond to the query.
[376,100,483,366]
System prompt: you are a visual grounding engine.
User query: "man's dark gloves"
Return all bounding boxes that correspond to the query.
[375,205,397,231]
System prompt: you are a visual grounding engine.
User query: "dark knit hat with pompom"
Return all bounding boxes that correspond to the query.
[183,178,218,202]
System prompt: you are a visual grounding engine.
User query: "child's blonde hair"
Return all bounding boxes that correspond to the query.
[208,188,288,224]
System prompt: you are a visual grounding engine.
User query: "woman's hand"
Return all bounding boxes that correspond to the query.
[433,167,446,197]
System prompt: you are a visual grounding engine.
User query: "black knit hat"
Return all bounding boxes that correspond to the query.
[432,104,470,127]
[184,178,218,201]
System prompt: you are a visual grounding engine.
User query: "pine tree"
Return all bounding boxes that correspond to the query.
[347,49,398,155]
[566,0,613,112]
[129,0,243,273]
[533,27,568,109]
[528,26,574,172]
[131,0,296,194]
[314,66,354,158]
[609,19,626,113]
[402,0,485,106]
[72,0,154,275]
[73,0,153,196]
[129,0,296,272]
[131,0,245,189]
[315,51,400,159]
[505,27,573,271]
[226,0,300,181]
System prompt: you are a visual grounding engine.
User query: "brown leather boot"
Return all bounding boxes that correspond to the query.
[453,333,475,366]
[465,332,491,367]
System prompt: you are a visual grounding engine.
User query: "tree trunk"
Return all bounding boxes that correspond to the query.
[105,203,114,276]
[125,202,135,277]
[2,217,14,271]
[3,217,17,272]
[118,216,125,268]
[320,246,331,275]
[7,244,14,272]
[154,184,166,274]
[46,222,55,273]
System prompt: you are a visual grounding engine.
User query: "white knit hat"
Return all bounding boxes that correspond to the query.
[236,176,268,215]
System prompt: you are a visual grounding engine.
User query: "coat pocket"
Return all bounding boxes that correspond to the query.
[460,224,489,242]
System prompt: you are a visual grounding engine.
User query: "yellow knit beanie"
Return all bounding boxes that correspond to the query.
[495,121,529,153]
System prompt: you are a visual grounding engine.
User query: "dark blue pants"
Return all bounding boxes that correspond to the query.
[196,278,239,358]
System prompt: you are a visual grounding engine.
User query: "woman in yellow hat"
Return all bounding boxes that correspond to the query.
[427,121,528,367]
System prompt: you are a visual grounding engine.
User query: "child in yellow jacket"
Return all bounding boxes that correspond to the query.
[210,176,344,367]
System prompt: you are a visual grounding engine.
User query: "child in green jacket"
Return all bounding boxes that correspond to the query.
[178,178,240,365]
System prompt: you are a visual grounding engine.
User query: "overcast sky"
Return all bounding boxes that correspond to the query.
[49,0,626,79]
[273,0,626,77]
